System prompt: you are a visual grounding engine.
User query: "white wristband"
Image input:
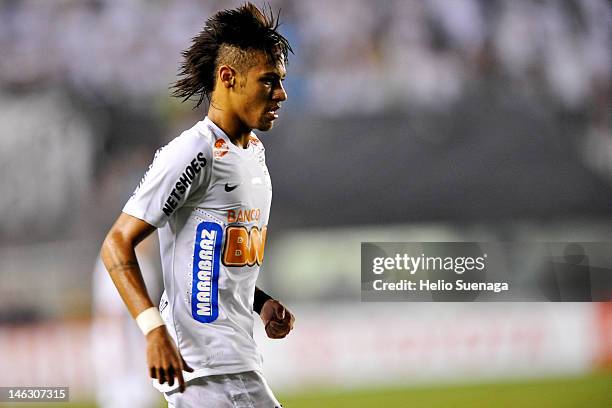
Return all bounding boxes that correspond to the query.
[136,307,165,336]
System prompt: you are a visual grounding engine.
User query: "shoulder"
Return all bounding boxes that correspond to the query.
[159,121,215,165]
[176,121,215,154]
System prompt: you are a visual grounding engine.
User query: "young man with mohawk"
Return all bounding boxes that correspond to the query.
[101,3,294,407]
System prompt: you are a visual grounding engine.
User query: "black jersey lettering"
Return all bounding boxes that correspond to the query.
[161,151,207,217]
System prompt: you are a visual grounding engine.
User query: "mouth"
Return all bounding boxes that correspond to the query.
[265,105,281,120]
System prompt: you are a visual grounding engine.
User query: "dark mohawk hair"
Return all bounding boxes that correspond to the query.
[171,2,292,108]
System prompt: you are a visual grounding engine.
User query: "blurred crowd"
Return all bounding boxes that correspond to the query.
[0,0,610,241]
[0,0,609,113]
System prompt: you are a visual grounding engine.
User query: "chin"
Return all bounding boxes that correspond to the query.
[257,121,274,131]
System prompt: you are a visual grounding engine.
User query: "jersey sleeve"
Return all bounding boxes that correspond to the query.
[123,131,212,228]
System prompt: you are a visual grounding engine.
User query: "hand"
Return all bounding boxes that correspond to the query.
[145,326,194,392]
[260,299,295,339]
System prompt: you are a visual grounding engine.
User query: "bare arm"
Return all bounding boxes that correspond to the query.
[100,212,192,392]
[101,212,156,317]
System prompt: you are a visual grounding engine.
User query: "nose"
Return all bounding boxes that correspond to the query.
[273,81,287,102]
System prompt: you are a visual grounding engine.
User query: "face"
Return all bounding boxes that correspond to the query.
[231,51,288,132]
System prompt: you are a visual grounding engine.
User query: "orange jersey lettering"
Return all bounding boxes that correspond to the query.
[227,208,261,223]
[223,226,267,266]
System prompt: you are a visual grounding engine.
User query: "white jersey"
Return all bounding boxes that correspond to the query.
[123,117,272,392]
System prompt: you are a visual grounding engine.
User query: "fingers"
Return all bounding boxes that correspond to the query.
[181,355,195,373]
[287,311,295,330]
[149,363,188,391]
[265,319,291,339]
[275,305,286,321]
[176,355,192,393]
[277,308,293,330]
[149,359,192,392]
[176,366,186,393]
[158,367,167,385]
[146,330,193,393]
[167,366,175,387]
[264,306,295,339]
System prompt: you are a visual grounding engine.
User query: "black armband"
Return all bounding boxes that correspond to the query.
[254,287,273,314]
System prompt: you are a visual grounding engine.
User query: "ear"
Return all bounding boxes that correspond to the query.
[218,65,236,88]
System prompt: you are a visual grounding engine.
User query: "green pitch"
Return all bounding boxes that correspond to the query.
[277,372,612,408]
[2,372,609,408]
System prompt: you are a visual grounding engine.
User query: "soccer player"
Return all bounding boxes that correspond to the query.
[100,3,294,407]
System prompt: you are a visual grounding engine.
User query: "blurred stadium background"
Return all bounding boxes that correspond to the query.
[0,0,611,407]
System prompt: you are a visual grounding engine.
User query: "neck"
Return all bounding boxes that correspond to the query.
[207,104,251,149]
